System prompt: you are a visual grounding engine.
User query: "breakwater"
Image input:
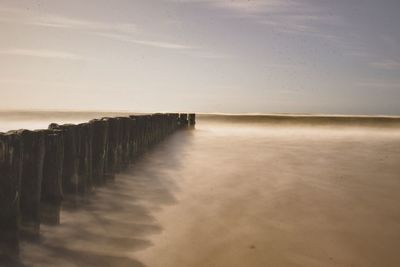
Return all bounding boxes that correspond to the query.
[0,113,195,261]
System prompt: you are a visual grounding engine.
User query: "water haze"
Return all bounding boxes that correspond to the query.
[1,112,400,267]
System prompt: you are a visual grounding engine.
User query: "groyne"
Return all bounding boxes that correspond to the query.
[0,113,195,261]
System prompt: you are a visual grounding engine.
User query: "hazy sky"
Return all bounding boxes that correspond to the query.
[0,0,399,114]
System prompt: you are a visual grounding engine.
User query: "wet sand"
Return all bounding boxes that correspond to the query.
[17,118,400,267]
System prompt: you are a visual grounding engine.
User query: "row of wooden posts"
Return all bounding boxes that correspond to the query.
[0,113,195,260]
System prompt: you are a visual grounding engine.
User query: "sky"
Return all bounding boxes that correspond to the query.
[0,0,399,115]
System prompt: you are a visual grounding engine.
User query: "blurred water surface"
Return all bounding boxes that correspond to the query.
[0,111,137,132]
[2,112,399,267]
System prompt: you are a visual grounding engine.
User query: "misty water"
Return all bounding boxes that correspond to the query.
[2,113,400,267]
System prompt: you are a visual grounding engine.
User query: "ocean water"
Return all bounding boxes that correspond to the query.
[2,113,400,267]
[0,111,136,132]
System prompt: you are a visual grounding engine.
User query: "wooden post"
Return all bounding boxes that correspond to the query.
[106,117,121,176]
[48,124,79,196]
[19,130,45,239]
[128,116,138,161]
[189,113,196,126]
[40,130,64,225]
[90,119,109,185]
[119,117,132,168]
[77,123,93,194]
[179,113,189,127]
[0,131,23,259]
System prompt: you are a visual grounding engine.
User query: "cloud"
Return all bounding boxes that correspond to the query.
[33,16,193,50]
[36,16,193,50]
[96,33,193,50]
[169,0,291,13]
[212,0,289,14]
[0,7,194,51]
[0,49,83,60]
[0,4,229,59]
[264,63,300,69]
[369,59,400,70]
[356,80,400,89]
[170,0,373,63]
[130,40,192,49]
[29,15,138,35]
[182,50,233,59]
[171,0,343,38]
[0,7,137,35]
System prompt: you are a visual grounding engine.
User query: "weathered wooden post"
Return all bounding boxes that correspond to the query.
[133,116,144,154]
[179,113,189,127]
[0,131,23,259]
[128,116,138,161]
[173,113,179,130]
[90,119,109,185]
[119,117,132,168]
[144,115,152,148]
[189,113,196,126]
[106,117,121,176]
[172,113,179,131]
[149,115,155,145]
[152,114,160,144]
[77,123,93,194]
[40,130,64,225]
[48,124,79,196]
[98,118,115,179]
[19,130,45,238]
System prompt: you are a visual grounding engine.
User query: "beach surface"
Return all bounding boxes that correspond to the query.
[4,114,399,267]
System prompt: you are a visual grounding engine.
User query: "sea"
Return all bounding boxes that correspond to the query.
[1,111,400,267]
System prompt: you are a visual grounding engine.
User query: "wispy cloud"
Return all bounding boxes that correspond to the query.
[264,63,301,69]
[0,8,137,35]
[36,16,193,50]
[96,32,193,49]
[0,78,87,89]
[356,80,400,89]
[369,59,400,70]
[184,50,233,59]
[0,8,192,51]
[130,40,192,49]
[0,49,83,60]
[172,0,343,39]
[0,5,230,59]
[212,0,289,14]
[169,0,290,14]
[29,15,138,35]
